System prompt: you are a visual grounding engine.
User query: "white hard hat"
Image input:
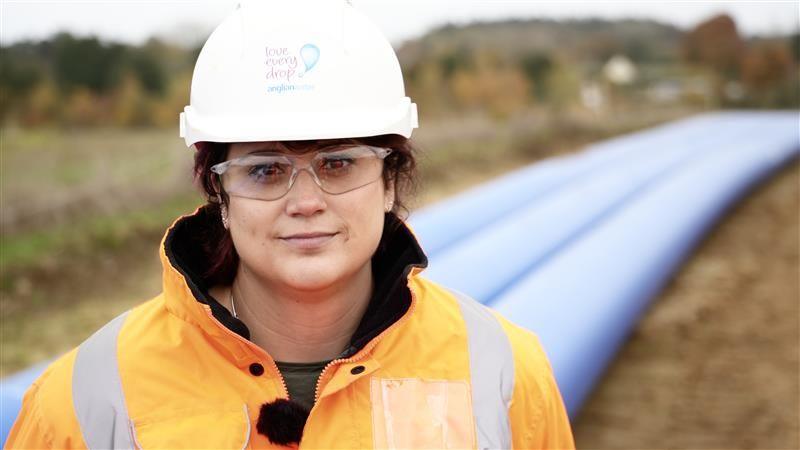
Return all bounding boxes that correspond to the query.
[180,0,418,147]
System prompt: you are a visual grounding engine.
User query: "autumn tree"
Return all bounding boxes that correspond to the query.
[683,14,744,80]
[449,49,530,118]
[741,41,796,106]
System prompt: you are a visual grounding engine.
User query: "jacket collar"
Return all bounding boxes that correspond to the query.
[158,204,428,358]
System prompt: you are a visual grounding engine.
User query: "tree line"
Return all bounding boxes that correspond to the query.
[1,15,797,127]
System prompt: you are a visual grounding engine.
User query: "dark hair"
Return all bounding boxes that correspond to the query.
[193,135,419,286]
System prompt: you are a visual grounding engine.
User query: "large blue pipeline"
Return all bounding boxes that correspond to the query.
[419,113,769,302]
[1,111,798,443]
[491,112,798,417]
[416,111,799,418]
[410,113,736,257]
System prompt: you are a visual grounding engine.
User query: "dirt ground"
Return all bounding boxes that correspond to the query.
[572,160,800,449]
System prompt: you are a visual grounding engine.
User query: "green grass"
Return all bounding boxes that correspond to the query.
[1,126,190,235]
[1,192,202,272]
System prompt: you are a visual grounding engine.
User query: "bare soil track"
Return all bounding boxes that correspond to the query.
[573,160,799,449]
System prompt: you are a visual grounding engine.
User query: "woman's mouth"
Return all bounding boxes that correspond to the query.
[279,232,338,250]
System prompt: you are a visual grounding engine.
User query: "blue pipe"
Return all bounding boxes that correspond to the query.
[491,111,799,418]
[420,113,769,304]
[410,113,732,257]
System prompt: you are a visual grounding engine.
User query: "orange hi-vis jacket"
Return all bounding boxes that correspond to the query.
[6,206,575,449]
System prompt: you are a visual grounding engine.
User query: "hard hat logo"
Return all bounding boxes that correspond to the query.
[265,44,319,87]
[299,44,320,75]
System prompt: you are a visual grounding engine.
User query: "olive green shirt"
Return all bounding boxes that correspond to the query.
[275,360,332,411]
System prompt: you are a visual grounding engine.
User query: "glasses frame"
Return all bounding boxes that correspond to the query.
[210,144,393,201]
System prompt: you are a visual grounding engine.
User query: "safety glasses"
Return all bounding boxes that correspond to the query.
[210,145,392,201]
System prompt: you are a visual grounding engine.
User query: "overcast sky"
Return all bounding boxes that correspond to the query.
[2,1,798,48]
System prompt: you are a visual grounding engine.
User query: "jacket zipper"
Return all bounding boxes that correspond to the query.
[201,273,421,405]
[312,283,418,404]
[202,306,291,399]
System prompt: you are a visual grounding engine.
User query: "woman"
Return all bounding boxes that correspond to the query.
[6,1,574,449]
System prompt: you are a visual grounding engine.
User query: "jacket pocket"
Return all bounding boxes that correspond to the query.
[370,378,476,449]
[131,404,251,449]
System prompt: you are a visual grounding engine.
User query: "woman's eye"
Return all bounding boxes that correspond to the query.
[248,163,286,181]
[320,158,353,172]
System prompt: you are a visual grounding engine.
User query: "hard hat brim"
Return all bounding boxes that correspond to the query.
[180,98,418,147]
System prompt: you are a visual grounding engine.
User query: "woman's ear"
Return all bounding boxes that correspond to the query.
[384,181,395,213]
[212,176,227,205]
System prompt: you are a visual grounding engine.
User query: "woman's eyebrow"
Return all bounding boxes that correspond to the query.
[247,146,287,154]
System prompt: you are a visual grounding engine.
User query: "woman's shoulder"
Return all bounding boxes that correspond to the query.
[19,295,166,394]
[411,277,536,344]
[18,295,166,400]
[411,277,553,374]
[412,277,550,360]
[5,346,84,448]
[5,295,172,445]
[490,312,558,394]
[490,312,575,448]
[409,278,574,446]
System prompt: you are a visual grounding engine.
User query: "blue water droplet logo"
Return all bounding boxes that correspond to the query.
[299,44,320,76]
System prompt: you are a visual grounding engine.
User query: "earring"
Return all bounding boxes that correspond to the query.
[220,204,230,230]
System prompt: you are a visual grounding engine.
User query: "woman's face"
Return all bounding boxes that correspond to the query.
[223,141,393,292]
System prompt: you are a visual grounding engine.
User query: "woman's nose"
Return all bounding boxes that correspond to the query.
[284,169,327,217]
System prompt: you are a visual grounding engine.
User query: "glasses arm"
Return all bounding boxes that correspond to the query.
[210,160,232,175]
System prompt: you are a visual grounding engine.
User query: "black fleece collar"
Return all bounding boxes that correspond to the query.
[163,205,428,358]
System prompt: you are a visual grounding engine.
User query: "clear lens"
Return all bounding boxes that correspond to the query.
[222,154,294,200]
[312,147,386,195]
[213,145,390,201]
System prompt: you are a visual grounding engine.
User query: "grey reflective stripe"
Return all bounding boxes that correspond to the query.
[72,311,136,450]
[449,288,515,450]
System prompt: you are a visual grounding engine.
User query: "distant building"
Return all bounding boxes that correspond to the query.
[603,55,637,85]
